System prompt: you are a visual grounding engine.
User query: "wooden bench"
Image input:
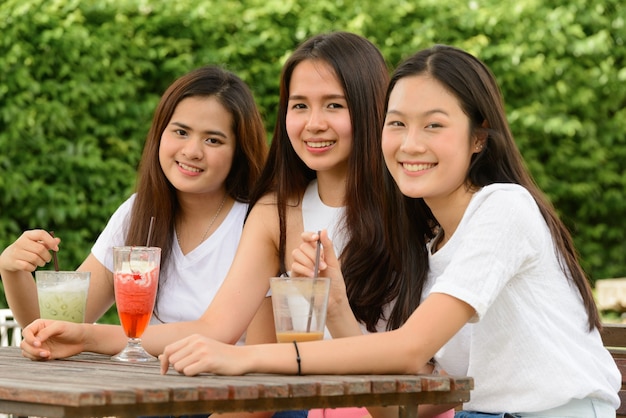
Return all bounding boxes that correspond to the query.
[601,323,626,417]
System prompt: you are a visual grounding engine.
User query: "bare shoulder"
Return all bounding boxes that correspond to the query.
[248,193,302,218]
[246,192,304,259]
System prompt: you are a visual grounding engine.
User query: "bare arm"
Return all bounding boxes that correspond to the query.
[161,293,474,377]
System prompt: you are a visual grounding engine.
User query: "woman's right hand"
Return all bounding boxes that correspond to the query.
[20,319,87,361]
[0,230,60,273]
[291,230,353,326]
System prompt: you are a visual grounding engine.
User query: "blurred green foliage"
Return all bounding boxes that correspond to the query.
[1,0,625,324]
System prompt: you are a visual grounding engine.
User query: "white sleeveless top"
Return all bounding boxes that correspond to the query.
[301,179,347,256]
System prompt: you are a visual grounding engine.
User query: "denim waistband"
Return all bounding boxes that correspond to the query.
[456,397,615,418]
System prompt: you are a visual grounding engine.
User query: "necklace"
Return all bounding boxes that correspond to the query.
[177,194,227,248]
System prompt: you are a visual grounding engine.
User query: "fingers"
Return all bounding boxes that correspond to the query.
[293,230,341,277]
[318,230,339,269]
[159,353,170,374]
[161,335,206,376]
[20,321,50,360]
[1,230,61,272]
[160,337,187,374]
[291,247,325,277]
[24,229,61,252]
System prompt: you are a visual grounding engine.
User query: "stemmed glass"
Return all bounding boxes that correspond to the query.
[111,246,161,362]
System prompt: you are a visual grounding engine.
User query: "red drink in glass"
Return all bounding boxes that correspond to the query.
[114,267,159,338]
[111,246,161,363]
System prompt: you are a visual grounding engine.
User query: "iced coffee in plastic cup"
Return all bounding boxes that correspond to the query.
[270,276,330,342]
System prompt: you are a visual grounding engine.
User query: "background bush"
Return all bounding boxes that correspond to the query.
[1,0,624,323]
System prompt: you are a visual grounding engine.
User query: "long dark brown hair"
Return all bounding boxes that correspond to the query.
[248,32,417,332]
[125,65,268,295]
[385,45,600,331]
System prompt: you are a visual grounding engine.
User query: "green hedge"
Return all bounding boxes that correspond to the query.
[1,0,625,322]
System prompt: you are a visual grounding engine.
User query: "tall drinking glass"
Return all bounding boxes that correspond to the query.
[111,246,160,362]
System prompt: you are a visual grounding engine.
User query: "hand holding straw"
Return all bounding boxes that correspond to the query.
[48,231,59,271]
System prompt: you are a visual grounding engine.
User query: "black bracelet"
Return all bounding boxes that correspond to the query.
[292,340,302,376]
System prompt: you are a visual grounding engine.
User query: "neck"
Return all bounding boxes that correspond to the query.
[426,187,477,249]
[177,190,226,219]
[316,172,347,208]
[175,190,231,254]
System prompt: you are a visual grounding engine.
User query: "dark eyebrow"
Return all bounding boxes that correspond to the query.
[288,94,346,101]
[171,121,227,139]
[386,108,449,117]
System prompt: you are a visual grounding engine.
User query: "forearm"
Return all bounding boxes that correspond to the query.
[246,329,428,376]
[82,323,129,355]
[1,270,40,326]
[141,318,239,356]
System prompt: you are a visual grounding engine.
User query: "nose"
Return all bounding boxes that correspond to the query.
[305,108,328,132]
[399,127,426,154]
[181,138,203,160]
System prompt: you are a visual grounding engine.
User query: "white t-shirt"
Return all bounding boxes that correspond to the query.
[424,183,620,412]
[91,194,248,342]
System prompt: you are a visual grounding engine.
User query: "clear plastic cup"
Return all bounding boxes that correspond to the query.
[35,271,90,323]
[270,277,330,342]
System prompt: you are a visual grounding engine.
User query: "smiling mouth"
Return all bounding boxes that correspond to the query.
[402,162,436,172]
[306,140,336,148]
[178,162,202,173]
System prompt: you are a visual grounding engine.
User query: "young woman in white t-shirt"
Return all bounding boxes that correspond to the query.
[0,65,268,333]
[156,46,619,417]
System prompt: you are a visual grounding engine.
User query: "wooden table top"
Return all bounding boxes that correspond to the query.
[0,346,472,418]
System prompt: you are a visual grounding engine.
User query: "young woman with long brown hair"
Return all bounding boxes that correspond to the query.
[0,65,268,334]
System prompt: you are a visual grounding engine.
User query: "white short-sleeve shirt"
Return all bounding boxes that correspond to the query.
[424,183,620,412]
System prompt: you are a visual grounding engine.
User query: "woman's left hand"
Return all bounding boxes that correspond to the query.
[160,334,246,376]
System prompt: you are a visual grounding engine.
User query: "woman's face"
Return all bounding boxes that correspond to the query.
[285,59,353,179]
[381,75,482,207]
[159,96,236,198]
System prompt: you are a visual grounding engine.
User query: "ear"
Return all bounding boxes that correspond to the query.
[472,120,488,153]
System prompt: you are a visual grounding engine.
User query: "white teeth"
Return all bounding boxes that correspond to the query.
[403,163,435,172]
[306,141,335,148]
[178,162,202,173]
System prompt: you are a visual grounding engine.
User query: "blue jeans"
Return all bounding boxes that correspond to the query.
[274,411,308,418]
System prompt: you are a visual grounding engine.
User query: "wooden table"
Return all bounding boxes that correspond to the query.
[0,347,472,418]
